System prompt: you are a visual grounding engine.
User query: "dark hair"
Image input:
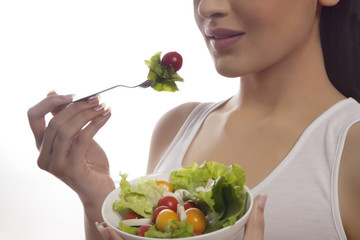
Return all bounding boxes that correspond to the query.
[320,0,360,102]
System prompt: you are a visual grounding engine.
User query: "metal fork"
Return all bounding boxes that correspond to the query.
[72,79,154,103]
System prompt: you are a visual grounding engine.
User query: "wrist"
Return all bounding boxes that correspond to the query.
[80,182,115,222]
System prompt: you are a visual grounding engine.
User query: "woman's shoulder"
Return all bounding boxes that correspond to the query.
[338,120,360,239]
[146,102,201,173]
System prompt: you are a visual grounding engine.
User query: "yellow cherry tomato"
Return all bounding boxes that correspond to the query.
[155,209,179,232]
[156,180,173,194]
[185,208,207,234]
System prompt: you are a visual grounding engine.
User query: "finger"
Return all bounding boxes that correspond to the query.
[47,90,69,115]
[50,104,110,168]
[70,107,111,163]
[38,98,100,169]
[243,193,267,240]
[28,92,74,149]
[96,222,124,240]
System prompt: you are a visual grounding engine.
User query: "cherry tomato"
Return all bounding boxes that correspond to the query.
[185,208,207,234]
[183,201,197,211]
[156,180,173,194]
[124,211,143,220]
[156,209,179,232]
[161,52,183,72]
[137,225,152,237]
[157,196,178,213]
[153,206,170,222]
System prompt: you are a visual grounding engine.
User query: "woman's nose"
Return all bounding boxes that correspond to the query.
[197,0,228,19]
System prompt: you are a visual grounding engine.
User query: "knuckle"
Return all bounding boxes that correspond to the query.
[91,117,105,130]
[47,118,61,131]
[69,101,86,111]
[37,159,46,170]
[27,107,35,119]
[74,133,86,145]
[84,122,102,138]
[37,154,49,171]
[57,125,72,141]
[77,111,89,120]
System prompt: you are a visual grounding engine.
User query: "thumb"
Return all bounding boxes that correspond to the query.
[96,222,125,240]
[243,193,267,240]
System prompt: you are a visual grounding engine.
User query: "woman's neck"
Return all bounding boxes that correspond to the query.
[231,27,344,120]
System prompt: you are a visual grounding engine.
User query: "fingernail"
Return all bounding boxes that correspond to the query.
[94,103,106,111]
[103,107,112,116]
[95,222,110,239]
[88,96,99,104]
[47,89,56,96]
[257,193,267,210]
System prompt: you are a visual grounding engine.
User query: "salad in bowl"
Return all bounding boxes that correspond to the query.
[102,161,253,240]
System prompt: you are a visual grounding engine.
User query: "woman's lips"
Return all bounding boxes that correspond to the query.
[206,28,246,51]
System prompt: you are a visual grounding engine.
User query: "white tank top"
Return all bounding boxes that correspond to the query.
[154,98,360,240]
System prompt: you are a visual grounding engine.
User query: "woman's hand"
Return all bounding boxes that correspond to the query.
[27,92,115,221]
[95,194,267,240]
[243,193,267,239]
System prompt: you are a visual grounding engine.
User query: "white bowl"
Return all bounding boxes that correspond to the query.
[102,172,253,240]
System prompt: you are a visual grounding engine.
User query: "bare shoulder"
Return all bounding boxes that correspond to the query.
[146,102,201,174]
[339,121,360,240]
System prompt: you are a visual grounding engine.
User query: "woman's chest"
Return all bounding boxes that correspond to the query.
[181,118,305,188]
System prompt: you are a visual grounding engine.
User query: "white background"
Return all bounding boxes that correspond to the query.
[0,1,239,239]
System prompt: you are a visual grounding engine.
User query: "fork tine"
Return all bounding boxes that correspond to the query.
[138,79,154,88]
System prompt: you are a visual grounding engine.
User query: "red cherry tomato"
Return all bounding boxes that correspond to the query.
[156,209,179,232]
[124,211,143,220]
[157,196,178,213]
[153,206,170,222]
[185,208,207,234]
[137,225,152,237]
[183,201,198,211]
[161,52,183,72]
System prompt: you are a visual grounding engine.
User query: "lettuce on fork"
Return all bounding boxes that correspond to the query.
[170,162,248,233]
[145,52,184,92]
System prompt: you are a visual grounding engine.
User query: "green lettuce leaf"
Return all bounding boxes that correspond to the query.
[113,173,162,218]
[118,222,139,235]
[145,220,195,238]
[145,52,184,92]
[170,161,247,233]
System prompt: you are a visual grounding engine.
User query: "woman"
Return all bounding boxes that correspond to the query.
[28,0,360,239]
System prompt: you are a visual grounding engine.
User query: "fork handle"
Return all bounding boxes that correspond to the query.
[72,84,138,103]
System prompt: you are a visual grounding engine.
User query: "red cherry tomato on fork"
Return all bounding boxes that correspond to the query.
[161,52,183,72]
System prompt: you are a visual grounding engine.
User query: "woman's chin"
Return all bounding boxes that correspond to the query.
[214,64,244,78]
[212,56,251,78]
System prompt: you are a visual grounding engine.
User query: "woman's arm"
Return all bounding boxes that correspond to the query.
[339,122,360,240]
[28,92,115,240]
